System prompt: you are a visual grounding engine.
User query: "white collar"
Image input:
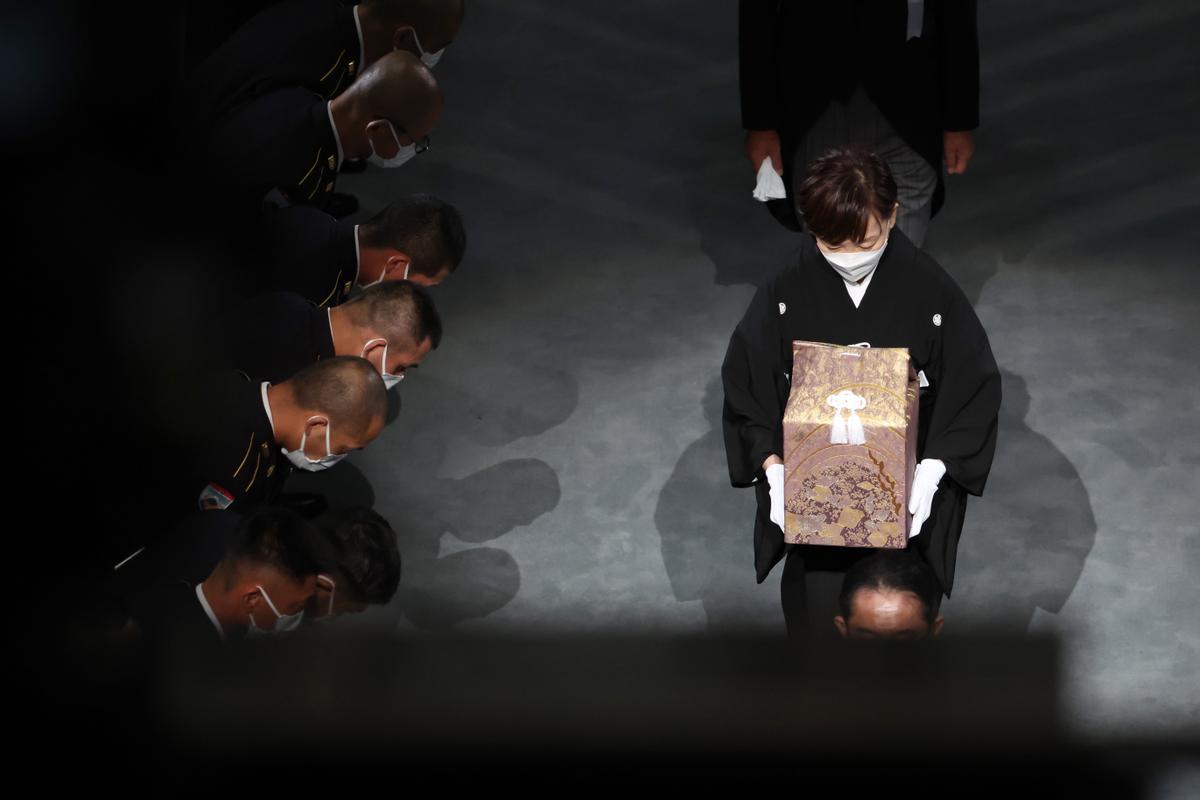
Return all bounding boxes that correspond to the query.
[353,5,366,74]
[195,583,226,641]
[326,101,345,168]
[261,382,276,437]
[353,224,362,286]
[843,268,877,309]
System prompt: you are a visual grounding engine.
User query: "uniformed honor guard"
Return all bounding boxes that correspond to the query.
[186,356,389,513]
[222,281,443,386]
[190,0,464,124]
[252,194,466,308]
[721,146,1000,636]
[127,507,331,648]
[203,50,442,226]
[307,507,403,620]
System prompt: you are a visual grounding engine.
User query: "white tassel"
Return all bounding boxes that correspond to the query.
[847,408,866,445]
[830,408,848,444]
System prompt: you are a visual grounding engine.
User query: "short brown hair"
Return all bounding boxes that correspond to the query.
[797,146,898,245]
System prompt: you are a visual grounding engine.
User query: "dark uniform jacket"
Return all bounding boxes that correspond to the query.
[190,0,362,123]
[205,86,344,224]
[222,291,338,384]
[738,0,979,222]
[254,205,359,308]
[112,512,240,643]
[185,371,291,512]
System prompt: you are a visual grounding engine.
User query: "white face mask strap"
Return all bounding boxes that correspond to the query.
[318,575,337,616]
[403,262,410,280]
[301,416,332,461]
[386,120,404,152]
[256,584,282,619]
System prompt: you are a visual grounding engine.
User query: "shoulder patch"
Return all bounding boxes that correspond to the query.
[932,313,942,327]
[199,483,234,511]
[779,302,787,315]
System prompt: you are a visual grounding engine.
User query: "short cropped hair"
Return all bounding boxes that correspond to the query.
[222,507,328,589]
[342,280,443,349]
[797,145,898,245]
[838,550,942,625]
[288,356,387,438]
[318,508,402,605]
[358,194,466,278]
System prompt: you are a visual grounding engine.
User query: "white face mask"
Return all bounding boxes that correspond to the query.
[367,120,420,169]
[245,584,305,638]
[357,261,410,291]
[819,233,889,283]
[362,337,405,390]
[406,28,445,68]
[282,417,347,472]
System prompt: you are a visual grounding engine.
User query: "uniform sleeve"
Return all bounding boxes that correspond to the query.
[738,0,782,131]
[922,281,1000,496]
[722,280,788,487]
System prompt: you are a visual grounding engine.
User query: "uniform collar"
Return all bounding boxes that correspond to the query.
[195,583,226,641]
[353,5,367,74]
[326,101,345,168]
[353,224,362,286]
[261,381,276,438]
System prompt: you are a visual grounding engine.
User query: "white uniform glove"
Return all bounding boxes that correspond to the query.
[766,463,786,530]
[908,458,946,538]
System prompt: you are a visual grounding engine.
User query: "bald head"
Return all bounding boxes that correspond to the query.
[353,51,442,137]
[330,50,443,162]
[287,356,388,439]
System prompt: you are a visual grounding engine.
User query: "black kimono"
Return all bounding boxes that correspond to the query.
[721,229,999,608]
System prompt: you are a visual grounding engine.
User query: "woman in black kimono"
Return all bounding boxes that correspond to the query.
[722,145,1000,637]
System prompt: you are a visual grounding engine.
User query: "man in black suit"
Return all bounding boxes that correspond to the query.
[252,194,467,308]
[202,50,441,227]
[738,0,979,244]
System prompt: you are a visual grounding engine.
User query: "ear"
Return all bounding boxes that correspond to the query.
[889,201,900,227]
[383,252,412,276]
[392,25,416,52]
[305,415,330,444]
[932,616,945,638]
[240,585,262,613]
[833,615,849,638]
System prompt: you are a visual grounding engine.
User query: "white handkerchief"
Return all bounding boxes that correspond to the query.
[752,157,787,202]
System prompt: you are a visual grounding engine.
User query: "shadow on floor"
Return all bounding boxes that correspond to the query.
[948,369,1098,629]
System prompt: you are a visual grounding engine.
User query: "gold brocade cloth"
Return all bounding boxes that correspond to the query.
[782,341,919,548]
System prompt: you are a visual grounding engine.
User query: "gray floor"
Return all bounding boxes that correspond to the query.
[290,0,1199,739]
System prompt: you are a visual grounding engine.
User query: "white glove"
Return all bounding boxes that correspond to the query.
[908,458,946,538]
[752,157,787,202]
[766,463,786,530]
